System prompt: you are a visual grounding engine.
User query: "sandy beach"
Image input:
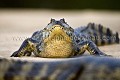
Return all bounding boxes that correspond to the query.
[0,9,120,57]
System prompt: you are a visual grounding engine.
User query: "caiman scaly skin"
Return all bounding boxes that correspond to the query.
[11,19,119,57]
[0,56,120,80]
[0,19,120,80]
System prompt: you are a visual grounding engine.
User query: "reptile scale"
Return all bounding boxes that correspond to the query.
[0,19,120,80]
[11,19,119,57]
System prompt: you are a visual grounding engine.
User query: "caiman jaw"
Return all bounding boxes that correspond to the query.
[41,25,73,58]
[44,25,72,43]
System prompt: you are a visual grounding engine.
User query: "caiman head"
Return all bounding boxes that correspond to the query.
[38,19,75,58]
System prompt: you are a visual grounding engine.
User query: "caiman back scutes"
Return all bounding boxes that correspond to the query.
[1,56,120,80]
[87,23,119,46]
[0,57,83,80]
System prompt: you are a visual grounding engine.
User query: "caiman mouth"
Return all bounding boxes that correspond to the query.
[44,25,72,43]
[41,25,73,58]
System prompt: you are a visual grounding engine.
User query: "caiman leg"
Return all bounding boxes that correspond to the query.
[78,40,108,56]
[11,38,37,57]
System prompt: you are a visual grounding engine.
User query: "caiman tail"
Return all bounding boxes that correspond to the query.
[86,23,119,46]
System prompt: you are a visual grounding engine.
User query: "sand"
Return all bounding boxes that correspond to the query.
[0,9,120,57]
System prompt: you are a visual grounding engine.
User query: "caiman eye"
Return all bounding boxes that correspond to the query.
[60,18,66,23]
[50,18,55,23]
